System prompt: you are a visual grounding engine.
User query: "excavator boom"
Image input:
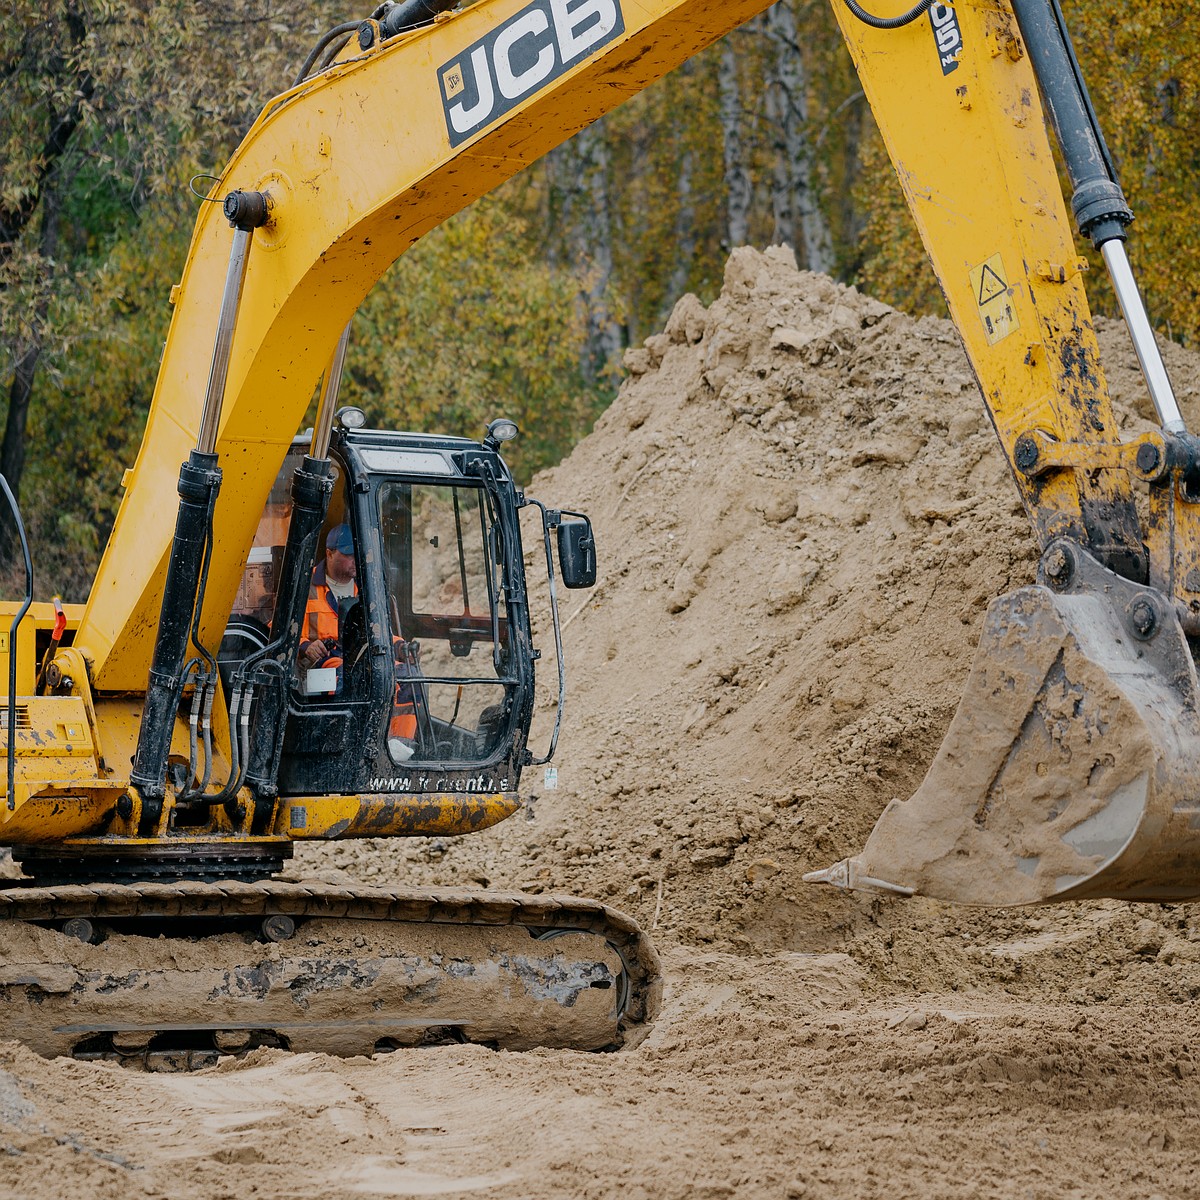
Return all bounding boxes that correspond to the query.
[79,0,782,692]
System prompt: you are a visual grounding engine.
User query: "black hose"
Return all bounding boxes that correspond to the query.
[316,32,356,74]
[184,661,203,791]
[293,21,363,86]
[843,0,934,30]
[168,481,221,799]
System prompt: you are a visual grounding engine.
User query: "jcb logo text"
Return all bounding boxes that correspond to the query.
[439,0,625,147]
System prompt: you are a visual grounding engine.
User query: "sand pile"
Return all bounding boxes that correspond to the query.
[305,245,1200,1006]
[6,248,1200,1198]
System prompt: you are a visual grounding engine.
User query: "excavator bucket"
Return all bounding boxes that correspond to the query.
[807,541,1200,906]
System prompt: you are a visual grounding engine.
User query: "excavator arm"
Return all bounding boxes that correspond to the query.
[808,0,1200,903]
[832,0,1145,576]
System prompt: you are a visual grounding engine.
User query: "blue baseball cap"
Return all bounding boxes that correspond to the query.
[326,524,354,554]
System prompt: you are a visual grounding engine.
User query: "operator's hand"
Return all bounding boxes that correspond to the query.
[301,639,328,668]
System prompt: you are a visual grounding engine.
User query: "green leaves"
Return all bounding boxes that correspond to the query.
[3,0,1198,601]
[344,198,606,482]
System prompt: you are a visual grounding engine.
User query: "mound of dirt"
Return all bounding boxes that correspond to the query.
[305,245,1200,1005]
[6,248,1200,1199]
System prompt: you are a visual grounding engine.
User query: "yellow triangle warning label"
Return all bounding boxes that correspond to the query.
[968,254,1019,346]
[977,263,1007,306]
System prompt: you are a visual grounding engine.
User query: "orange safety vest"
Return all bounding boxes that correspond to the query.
[301,567,355,669]
[303,567,417,741]
[391,642,418,740]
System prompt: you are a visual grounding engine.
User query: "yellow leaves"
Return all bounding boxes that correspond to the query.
[857,0,1200,347]
[1055,0,1200,343]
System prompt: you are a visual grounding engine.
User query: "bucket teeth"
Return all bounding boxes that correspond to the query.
[808,544,1200,907]
[801,861,914,897]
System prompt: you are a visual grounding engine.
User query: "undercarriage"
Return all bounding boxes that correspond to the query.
[0,879,661,1068]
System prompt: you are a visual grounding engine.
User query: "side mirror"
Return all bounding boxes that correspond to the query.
[557,517,597,589]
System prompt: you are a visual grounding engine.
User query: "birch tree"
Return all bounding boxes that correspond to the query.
[720,36,752,248]
[764,1,834,272]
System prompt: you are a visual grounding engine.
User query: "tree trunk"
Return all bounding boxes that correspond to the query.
[0,37,91,266]
[836,91,867,271]
[766,1,834,273]
[720,37,751,249]
[1,346,41,499]
[667,147,697,305]
[666,59,698,306]
[559,123,623,385]
[764,12,795,250]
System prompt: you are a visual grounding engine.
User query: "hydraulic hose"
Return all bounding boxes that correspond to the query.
[293,21,362,85]
[187,484,221,677]
[842,0,934,31]
[172,483,226,802]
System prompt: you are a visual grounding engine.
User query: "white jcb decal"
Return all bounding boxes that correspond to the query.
[441,0,624,146]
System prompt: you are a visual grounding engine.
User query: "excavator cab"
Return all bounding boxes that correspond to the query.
[219,416,585,807]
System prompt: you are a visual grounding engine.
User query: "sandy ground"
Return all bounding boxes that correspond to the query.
[4,247,1200,1198]
[3,938,1199,1199]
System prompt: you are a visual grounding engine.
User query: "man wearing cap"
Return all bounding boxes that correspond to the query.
[300,523,358,674]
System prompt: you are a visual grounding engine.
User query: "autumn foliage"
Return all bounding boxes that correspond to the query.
[2,1,1198,598]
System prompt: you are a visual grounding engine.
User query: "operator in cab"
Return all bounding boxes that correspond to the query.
[299,520,419,757]
[300,523,358,679]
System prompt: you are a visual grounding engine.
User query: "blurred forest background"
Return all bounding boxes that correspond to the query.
[2,0,1197,598]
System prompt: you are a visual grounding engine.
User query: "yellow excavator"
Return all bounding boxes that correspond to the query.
[1,0,1195,1065]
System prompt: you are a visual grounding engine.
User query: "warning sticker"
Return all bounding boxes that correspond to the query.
[969,253,1019,345]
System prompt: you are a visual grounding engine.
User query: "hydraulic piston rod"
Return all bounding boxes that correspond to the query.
[1010,0,1183,433]
[130,191,271,806]
[1102,240,1185,433]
